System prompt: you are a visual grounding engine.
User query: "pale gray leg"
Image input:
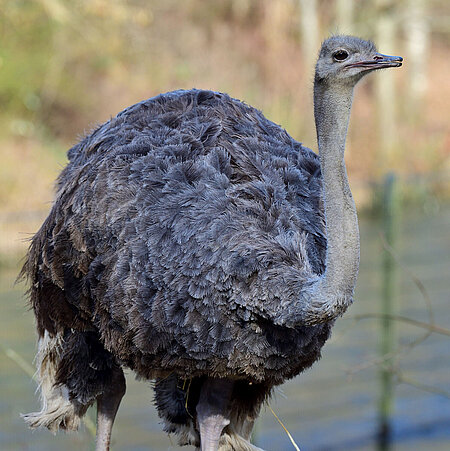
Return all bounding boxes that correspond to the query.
[196,378,234,451]
[95,366,126,451]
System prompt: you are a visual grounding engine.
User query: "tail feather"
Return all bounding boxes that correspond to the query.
[218,432,266,451]
[22,330,88,433]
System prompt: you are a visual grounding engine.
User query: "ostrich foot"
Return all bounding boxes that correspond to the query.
[196,378,234,451]
[95,366,126,451]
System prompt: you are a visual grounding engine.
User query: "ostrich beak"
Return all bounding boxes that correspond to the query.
[346,53,403,70]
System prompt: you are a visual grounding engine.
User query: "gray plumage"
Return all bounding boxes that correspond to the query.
[21,36,402,451]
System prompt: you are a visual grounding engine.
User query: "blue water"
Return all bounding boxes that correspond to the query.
[1,207,449,450]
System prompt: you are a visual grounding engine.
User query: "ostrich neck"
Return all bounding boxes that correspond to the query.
[302,80,360,324]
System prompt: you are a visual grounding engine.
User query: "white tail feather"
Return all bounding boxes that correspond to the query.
[21,331,86,433]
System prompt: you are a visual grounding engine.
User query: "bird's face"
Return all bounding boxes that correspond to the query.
[315,35,403,85]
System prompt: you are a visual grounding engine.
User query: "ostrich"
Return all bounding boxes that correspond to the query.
[21,36,402,451]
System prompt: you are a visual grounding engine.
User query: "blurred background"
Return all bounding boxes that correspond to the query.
[0,0,449,450]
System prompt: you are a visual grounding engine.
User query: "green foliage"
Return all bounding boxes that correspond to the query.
[0,1,53,123]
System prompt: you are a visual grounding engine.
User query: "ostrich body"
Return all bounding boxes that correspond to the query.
[22,36,402,450]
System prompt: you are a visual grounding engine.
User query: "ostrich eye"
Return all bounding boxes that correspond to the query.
[333,50,349,61]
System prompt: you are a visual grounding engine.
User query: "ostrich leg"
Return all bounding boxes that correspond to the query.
[196,378,234,451]
[95,366,126,451]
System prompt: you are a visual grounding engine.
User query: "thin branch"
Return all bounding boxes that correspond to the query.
[396,371,450,399]
[2,344,96,438]
[350,313,450,337]
[346,226,448,402]
[268,404,301,451]
[1,345,35,378]
[379,232,435,327]
[346,329,432,378]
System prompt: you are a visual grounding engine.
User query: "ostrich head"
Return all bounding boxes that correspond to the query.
[315,35,403,86]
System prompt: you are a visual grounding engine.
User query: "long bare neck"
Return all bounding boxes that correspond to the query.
[315,78,360,282]
[300,80,360,325]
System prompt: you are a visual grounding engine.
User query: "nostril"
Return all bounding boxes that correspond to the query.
[374,55,383,60]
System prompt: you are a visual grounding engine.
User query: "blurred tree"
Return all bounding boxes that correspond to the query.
[374,0,399,174]
[0,0,448,205]
[298,0,319,71]
[231,0,252,21]
[336,0,354,34]
[405,0,430,122]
